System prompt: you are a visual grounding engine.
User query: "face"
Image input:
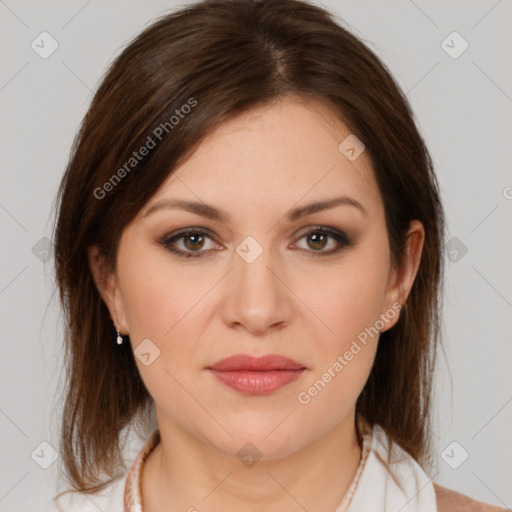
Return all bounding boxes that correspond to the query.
[90,95,423,461]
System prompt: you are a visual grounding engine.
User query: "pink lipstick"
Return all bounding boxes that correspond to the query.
[207,354,306,395]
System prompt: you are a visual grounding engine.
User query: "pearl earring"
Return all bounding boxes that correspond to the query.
[114,321,123,345]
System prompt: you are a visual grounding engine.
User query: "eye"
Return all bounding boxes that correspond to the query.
[293,227,351,256]
[161,229,219,259]
[160,226,352,259]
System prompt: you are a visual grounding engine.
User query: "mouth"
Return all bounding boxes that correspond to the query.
[206,354,306,395]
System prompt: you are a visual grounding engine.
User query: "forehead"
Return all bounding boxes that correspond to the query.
[139,96,382,221]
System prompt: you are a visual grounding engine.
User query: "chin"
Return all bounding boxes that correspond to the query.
[201,423,306,462]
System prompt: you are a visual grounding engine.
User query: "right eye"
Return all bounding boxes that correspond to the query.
[160,229,220,258]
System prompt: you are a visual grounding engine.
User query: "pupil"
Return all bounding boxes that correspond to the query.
[309,233,326,250]
[186,234,203,250]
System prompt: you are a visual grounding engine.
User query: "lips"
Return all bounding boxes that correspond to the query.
[207,354,305,372]
[206,354,306,395]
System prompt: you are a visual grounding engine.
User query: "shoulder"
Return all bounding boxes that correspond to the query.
[433,483,510,512]
[50,474,126,512]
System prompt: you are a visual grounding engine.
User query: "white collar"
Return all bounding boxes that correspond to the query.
[341,423,438,511]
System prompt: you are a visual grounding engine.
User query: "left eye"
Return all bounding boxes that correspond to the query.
[294,228,350,255]
[161,227,350,259]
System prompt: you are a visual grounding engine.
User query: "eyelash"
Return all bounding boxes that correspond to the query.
[159,226,351,259]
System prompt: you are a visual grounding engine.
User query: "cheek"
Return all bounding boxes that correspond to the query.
[116,246,210,407]
[118,255,206,416]
[294,339,376,446]
[293,277,383,434]
[292,239,390,412]
[119,248,205,343]
[305,244,391,350]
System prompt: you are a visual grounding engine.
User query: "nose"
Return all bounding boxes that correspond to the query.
[220,242,293,336]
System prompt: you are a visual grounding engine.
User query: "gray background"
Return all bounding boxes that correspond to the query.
[1,0,511,510]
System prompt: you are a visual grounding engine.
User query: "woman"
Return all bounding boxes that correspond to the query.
[51,0,505,510]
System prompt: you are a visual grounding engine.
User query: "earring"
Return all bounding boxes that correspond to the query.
[114,321,123,345]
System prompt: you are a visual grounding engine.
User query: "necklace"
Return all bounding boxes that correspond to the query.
[335,432,372,511]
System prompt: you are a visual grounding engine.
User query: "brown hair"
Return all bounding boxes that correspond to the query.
[52,0,445,496]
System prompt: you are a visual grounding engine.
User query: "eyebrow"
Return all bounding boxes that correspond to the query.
[143,195,367,222]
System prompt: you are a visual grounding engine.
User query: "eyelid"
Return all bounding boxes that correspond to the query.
[293,224,349,242]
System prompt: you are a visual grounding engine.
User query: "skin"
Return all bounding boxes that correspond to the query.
[89,95,424,511]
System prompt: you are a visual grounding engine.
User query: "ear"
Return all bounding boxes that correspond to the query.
[87,245,129,334]
[381,219,425,332]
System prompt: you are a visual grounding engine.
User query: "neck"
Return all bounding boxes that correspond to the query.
[141,411,363,512]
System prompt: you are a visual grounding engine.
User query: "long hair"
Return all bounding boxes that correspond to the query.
[52,0,445,495]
